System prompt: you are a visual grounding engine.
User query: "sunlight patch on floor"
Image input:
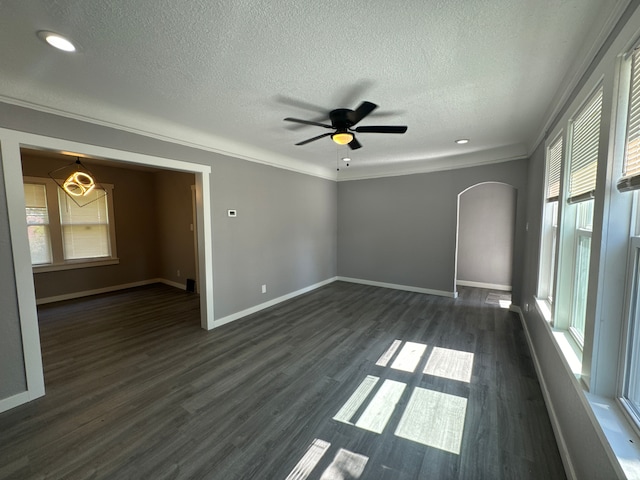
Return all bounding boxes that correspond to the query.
[355,379,406,434]
[390,341,427,372]
[395,387,467,454]
[376,339,402,367]
[423,347,474,383]
[286,438,331,480]
[333,375,379,424]
[319,448,369,480]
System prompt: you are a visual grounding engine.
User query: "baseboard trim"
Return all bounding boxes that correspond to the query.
[36,278,185,305]
[512,305,577,480]
[456,279,512,291]
[158,279,186,290]
[336,276,457,298]
[213,277,338,328]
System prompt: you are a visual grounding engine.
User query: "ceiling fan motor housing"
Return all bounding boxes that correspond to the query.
[330,108,355,129]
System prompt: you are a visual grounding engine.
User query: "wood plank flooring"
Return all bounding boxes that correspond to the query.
[0,282,566,479]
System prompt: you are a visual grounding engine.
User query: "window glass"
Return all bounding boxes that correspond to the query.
[24,183,52,265]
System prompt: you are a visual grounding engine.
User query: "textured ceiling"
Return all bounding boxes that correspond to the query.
[0,0,630,178]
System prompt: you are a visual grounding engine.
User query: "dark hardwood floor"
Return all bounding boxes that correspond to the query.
[0,282,566,479]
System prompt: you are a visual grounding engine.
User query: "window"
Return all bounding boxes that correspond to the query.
[568,87,602,204]
[57,187,111,260]
[619,48,640,431]
[570,201,593,345]
[24,183,52,265]
[538,135,562,307]
[621,236,640,427]
[619,48,640,193]
[553,86,602,346]
[23,177,117,270]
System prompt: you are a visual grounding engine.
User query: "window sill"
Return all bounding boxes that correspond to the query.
[585,393,640,479]
[534,297,583,377]
[534,296,553,324]
[33,258,119,273]
[532,297,640,477]
[552,329,583,377]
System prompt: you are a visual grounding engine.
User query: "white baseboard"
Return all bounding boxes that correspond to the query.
[512,305,577,480]
[337,276,457,298]
[456,279,512,291]
[158,279,186,290]
[36,278,185,305]
[213,277,338,328]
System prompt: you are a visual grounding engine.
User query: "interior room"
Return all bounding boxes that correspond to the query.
[3,1,640,479]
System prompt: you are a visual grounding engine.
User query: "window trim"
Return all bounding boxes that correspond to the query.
[536,132,564,318]
[24,176,118,272]
[618,235,640,436]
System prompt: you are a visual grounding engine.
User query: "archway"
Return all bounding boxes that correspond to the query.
[455,182,517,294]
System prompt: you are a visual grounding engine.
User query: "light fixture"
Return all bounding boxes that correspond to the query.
[49,158,106,207]
[332,131,354,145]
[37,31,76,52]
[342,157,351,162]
[63,170,96,197]
[455,138,470,145]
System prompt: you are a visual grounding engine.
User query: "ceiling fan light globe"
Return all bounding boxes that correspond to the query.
[332,132,354,145]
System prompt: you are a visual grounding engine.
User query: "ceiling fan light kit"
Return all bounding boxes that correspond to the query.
[284,101,407,150]
[332,131,354,145]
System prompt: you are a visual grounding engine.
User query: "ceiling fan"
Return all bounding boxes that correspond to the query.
[284,101,407,150]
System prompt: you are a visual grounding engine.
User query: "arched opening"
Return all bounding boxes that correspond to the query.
[455,182,517,295]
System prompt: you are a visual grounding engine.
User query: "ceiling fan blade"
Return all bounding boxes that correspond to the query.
[295,132,333,146]
[348,101,378,125]
[275,95,328,114]
[355,125,408,134]
[348,137,362,150]
[284,118,333,129]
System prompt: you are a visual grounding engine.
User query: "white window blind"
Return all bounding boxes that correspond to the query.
[546,136,562,202]
[24,183,52,264]
[619,49,640,192]
[58,187,111,260]
[568,87,603,203]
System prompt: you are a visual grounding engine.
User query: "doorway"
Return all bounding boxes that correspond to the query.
[0,127,213,408]
[455,182,517,293]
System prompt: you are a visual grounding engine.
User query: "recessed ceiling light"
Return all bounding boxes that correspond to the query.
[455,139,469,145]
[37,31,76,52]
[342,157,351,162]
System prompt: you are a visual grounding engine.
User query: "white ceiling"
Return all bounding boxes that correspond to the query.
[0,0,631,179]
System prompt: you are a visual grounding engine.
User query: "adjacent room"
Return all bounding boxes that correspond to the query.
[2,1,640,479]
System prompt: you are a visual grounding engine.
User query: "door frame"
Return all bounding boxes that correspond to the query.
[0,127,215,410]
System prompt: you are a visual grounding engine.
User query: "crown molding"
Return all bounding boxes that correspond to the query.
[530,0,634,154]
[337,144,528,182]
[0,95,338,181]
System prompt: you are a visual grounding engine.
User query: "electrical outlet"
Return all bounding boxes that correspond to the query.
[177,270,181,277]
[262,284,266,294]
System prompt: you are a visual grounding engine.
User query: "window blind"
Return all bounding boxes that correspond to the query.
[619,49,640,192]
[546,136,562,202]
[58,187,111,260]
[568,86,603,203]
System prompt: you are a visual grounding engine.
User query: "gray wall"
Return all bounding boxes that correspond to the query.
[0,155,27,399]
[520,143,617,479]
[155,169,197,287]
[337,159,528,303]
[212,156,337,318]
[457,182,516,288]
[0,101,338,404]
